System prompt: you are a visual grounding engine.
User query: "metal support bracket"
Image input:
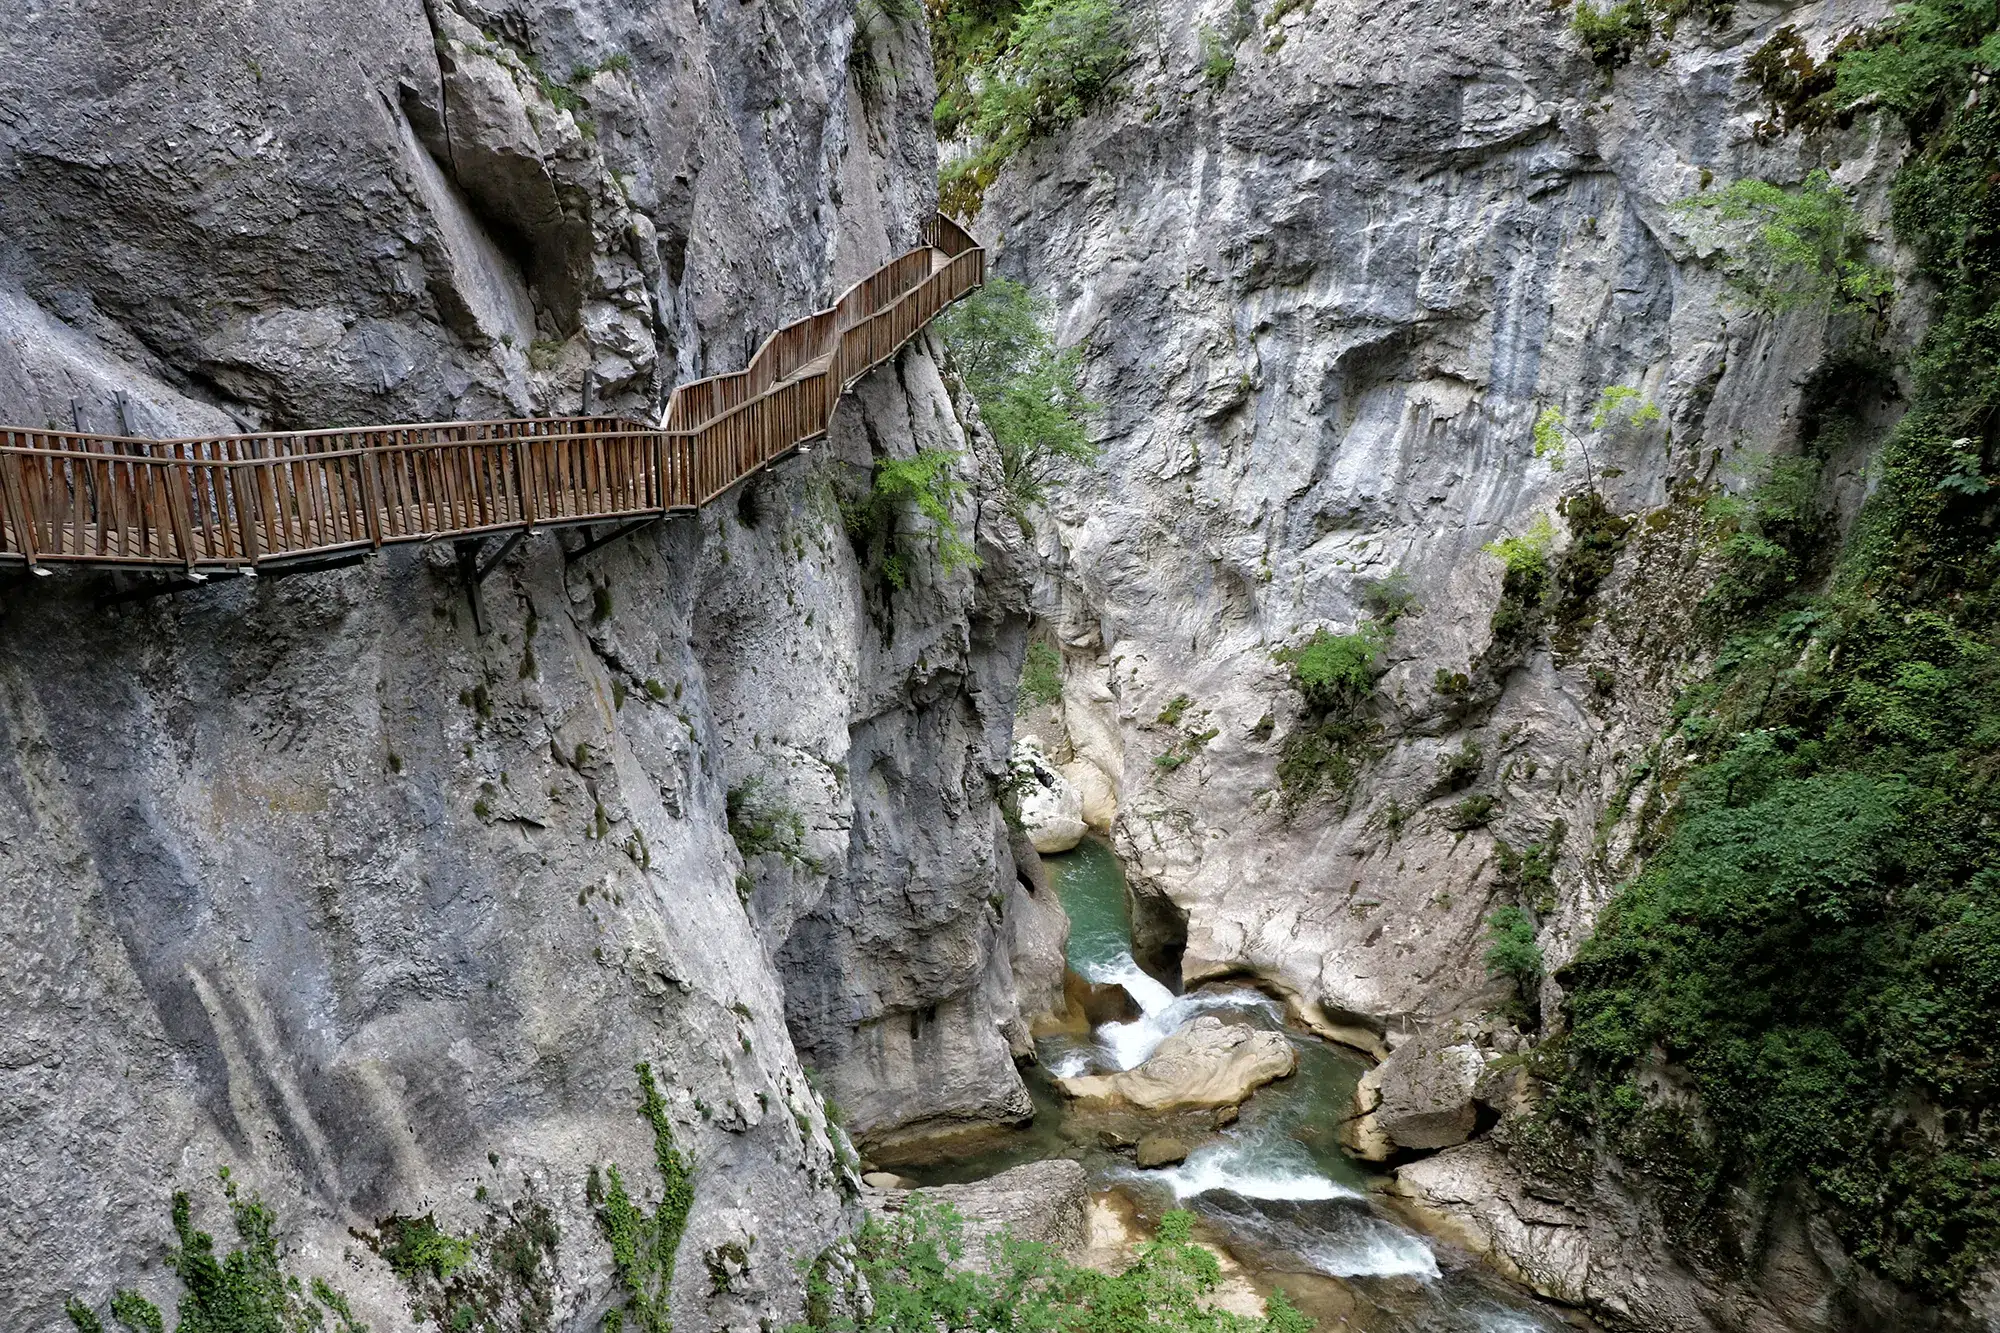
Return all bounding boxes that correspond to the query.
[456,529,532,635]
[564,516,662,563]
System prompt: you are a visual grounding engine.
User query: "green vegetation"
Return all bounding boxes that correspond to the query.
[1435,740,1483,791]
[1569,0,1732,71]
[1555,0,2000,1296]
[1019,640,1064,710]
[1274,623,1388,712]
[1199,0,1256,88]
[595,1063,696,1333]
[366,1200,559,1333]
[726,780,814,867]
[935,276,1099,525]
[930,0,1133,214]
[1571,0,1650,69]
[1485,905,1545,1009]
[1676,169,1892,314]
[1482,514,1556,647]
[378,1214,473,1285]
[66,1171,365,1333]
[1272,622,1391,810]
[847,449,978,589]
[793,1197,1310,1333]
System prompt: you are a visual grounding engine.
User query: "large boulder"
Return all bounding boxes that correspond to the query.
[1004,826,1072,1030]
[1057,1016,1296,1111]
[1372,1031,1486,1151]
[865,1160,1091,1263]
[1012,739,1085,853]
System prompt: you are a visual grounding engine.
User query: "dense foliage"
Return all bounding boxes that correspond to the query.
[928,0,1131,212]
[1675,170,1892,313]
[1558,0,2000,1296]
[796,1198,1311,1333]
[66,1172,365,1333]
[936,276,1100,523]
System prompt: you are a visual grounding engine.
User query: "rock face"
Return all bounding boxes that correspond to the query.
[1057,1015,1295,1111]
[0,1,1032,1330]
[1390,1141,1955,1332]
[983,0,1905,1027]
[1012,738,1087,853]
[1371,1032,1487,1151]
[981,0,1930,1324]
[865,1160,1092,1263]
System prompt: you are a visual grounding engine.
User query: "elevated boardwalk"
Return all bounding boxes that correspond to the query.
[0,215,983,576]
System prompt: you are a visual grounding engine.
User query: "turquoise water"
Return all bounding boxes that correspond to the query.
[1046,835,1142,978]
[902,836,1579,1332]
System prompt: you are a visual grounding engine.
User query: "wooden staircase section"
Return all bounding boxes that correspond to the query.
[0,214,984,574]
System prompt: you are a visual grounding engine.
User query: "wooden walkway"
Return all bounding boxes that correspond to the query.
[0,215,984,575]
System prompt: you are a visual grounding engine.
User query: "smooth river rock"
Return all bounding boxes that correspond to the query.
[1057,1016,1295,1111]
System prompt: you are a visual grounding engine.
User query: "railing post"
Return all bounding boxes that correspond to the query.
[0,446,37,569]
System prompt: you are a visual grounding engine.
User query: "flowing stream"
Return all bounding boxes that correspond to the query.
[897,838,1587,1333]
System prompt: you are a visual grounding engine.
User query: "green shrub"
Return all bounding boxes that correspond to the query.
[1436,740,1484,791]
[1485,906,1544,989]
[1018,640,1064,710]
[933,0,1132,211]
[1676,170,1892,314]
[1274,623,1389,712]
[793,1196,1311,1333]
[1571,0,1649,69]
[727,780,812,865]
[1483,515,1557,645]
[850,449,979,588]
[935,276,1098,519]
[1444,792,1498,831]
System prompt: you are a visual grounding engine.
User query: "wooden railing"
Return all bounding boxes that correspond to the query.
[0,213,985,573]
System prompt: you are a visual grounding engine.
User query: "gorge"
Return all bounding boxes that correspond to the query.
[4,0,1999,1331]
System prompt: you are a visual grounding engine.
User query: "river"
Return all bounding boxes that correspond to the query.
[897,837,1589,1333]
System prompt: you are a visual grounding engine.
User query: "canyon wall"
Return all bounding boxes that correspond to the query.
[980,0,1987,1326]
[0,2,1036,1329]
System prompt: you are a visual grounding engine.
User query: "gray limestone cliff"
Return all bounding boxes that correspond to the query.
[0,2,1041,1330]
[978,0,1968,1327]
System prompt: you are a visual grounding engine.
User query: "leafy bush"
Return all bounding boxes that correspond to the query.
[933,0,1132,211]
[1275,623,1389,712]
[1676,170,1892,314]
[1483,514,1557,645]
[1571,0,1650,68]
[795,1196,1312,1333]
[1485,906,1544,990]
[1444,792,1498,831]
[1018,640,1064,709]
[936,276,1098,519]
[1436,740,1484,791]
[847,449,979,588]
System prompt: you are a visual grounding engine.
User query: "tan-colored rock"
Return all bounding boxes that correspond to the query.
[1061,757,1119,832]
[1135,1135,1190,1168]
[1339,1065,1396,1161]
[1057,1016,1296,1111]
[862,1171,914,1190]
